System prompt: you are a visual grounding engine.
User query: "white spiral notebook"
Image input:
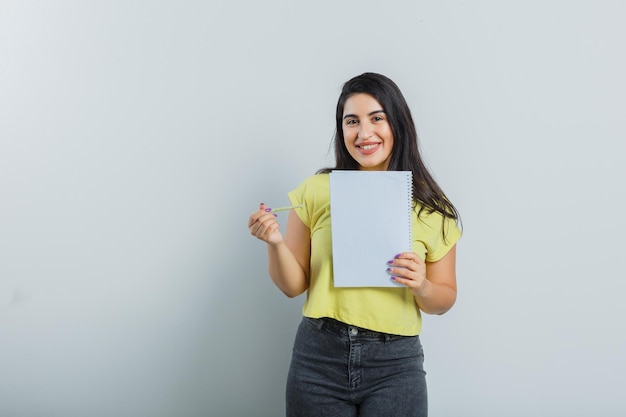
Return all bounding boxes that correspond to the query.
[329,170,413,287]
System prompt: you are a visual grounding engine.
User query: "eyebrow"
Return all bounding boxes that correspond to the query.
[343,110,385,120]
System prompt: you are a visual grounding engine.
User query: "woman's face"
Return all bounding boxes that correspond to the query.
[342,93,394,171]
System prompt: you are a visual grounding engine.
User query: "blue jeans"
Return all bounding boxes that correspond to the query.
[286,317,428,417]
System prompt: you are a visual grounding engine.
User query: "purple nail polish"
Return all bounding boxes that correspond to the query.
[390,277,397,281]
[386,260,393,264]
[273,213,278,217]
[386,268,392,272]
[394,253,402,259]
[264,208,272,212]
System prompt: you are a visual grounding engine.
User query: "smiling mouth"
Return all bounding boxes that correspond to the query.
[356,142,382,155]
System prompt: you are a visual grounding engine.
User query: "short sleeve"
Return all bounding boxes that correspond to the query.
[286,174,330,231]
[287,180,311,228]
[412,209,462,262]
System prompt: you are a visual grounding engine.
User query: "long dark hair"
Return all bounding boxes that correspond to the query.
[318,72,460,227]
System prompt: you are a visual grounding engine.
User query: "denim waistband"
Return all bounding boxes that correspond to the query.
[304,317,412,342]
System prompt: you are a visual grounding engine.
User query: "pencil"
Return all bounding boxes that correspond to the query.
[270,204,305,212]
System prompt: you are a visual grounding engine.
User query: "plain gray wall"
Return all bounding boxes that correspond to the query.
[1,1,625,416]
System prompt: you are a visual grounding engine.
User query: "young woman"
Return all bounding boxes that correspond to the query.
[248,72,461,417]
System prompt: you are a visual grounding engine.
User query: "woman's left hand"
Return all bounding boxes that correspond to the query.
[387,252,427,296]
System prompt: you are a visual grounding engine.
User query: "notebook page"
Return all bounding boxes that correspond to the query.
[329,170,412,287]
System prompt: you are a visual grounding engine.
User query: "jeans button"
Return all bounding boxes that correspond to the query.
[350,327,358,336]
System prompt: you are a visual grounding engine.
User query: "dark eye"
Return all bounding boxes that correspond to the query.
[345,119,358,125]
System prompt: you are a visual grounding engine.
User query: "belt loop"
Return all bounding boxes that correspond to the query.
[318,317,328,332]
[384,334,391,344]
[306,317,325,331]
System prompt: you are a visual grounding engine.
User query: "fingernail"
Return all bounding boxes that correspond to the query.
[386,268,392,273]
[390,277,397,281]
[386,260,393,264]
[264,208,272,212]
[394,253,402,259]
[273,214,277,217]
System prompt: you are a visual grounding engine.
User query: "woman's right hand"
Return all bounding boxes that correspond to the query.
[248,203,284,245]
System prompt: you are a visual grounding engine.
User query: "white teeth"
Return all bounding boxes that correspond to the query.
[360,144,379,150]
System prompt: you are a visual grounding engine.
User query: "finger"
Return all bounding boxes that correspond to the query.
[248,209,265,227]
[388,258,418,272]
[389,276,412,287]
[260,222,280,239]
[393,253,424,269]
[252,215,279,237]
[249,210,276,228]
[256,222,280,242]
[248,215,259,229]
[248,203,271,227]
[250,215,265,235]
[395,252,423,263]
[252,216,270,235]
[387,266,415,281]
[252,221,267,238]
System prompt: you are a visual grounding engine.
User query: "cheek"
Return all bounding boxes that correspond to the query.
[382,124,393,138]
[342,128,356,144]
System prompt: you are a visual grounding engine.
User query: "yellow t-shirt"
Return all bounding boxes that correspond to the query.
[288,173,461,336]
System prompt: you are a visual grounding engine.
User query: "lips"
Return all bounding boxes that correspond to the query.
[356,142,381,155]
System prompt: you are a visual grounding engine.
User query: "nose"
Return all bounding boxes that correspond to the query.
[357,120,373,139]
